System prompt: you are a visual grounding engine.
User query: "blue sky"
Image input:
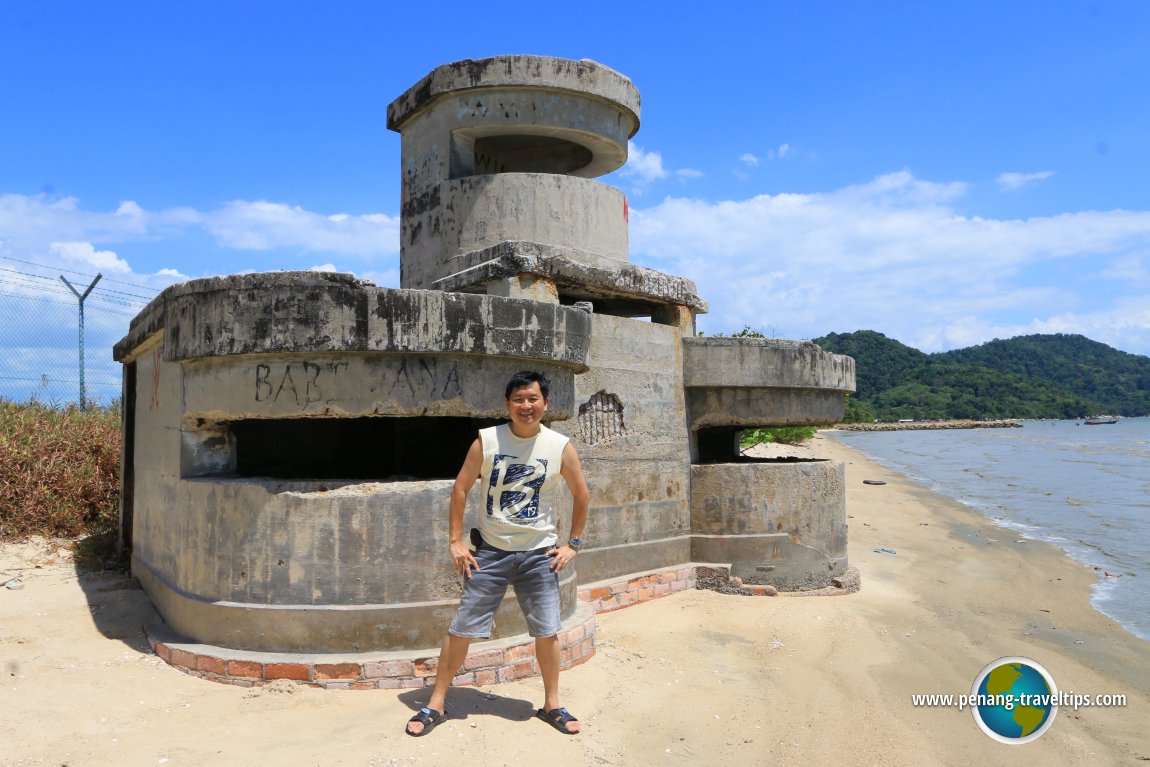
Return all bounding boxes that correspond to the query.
[3,2,1149,399]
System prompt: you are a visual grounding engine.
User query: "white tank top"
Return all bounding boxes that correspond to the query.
[477,423,569,551]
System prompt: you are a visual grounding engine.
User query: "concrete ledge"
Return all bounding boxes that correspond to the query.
[113,273,592,372]
[133,553,580,653]
[682,337,855,391]
[387,55,641,136]
[144,561,859,687]
[432,240,708,312]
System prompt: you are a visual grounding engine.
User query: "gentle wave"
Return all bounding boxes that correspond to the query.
[832,418,1150,642]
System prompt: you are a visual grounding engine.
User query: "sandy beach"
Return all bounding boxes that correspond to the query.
[2,434,1147,766]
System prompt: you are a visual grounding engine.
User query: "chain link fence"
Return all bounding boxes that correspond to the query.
[0,259,158,407]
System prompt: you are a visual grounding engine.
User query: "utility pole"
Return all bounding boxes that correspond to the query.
[60,273,102,408]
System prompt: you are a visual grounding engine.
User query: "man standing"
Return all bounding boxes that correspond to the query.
[405,371,590,737]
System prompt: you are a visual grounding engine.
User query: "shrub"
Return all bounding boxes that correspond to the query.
[739,426,817,449]
[0,400,121,541]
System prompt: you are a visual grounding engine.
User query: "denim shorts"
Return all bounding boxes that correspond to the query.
[449,543,561,639]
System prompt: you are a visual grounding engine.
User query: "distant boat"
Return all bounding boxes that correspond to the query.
[1084,416,1119,425]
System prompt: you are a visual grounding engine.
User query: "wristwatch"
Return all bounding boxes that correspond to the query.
[568,536,583,550]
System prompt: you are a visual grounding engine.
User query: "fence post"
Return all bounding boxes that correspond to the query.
[59,273,102,408]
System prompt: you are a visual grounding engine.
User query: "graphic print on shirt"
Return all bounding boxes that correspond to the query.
[487,453,549,521]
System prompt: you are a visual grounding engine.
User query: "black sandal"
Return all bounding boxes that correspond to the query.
[405,706,446,737]
[537,706,580,734]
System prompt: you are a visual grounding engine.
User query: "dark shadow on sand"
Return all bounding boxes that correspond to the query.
[397,686,537,728]
[71,532,161,654]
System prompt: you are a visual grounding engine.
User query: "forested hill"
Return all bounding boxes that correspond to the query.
[812,331,1150,421]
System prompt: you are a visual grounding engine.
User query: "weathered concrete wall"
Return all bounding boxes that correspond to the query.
[685,387,848,429]
[131,477,577,652]
[115,271,595,653]
[440,174,628,268]
[128,336,184,591]
[552,314,692,582]
[115,273,592,372]
[124,330,581,652]
[690,460,848,590]
[682,337,855,431]
[683,337,855,390]
[179,352,576,423]
[387,55,641,291]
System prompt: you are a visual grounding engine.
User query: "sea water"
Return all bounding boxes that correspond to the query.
[829,418,1150,643]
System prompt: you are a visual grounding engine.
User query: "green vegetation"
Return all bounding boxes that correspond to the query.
[0,400,121,541]
[814,331,1150,421]
[740,426,818,449]
[840,393,876,424]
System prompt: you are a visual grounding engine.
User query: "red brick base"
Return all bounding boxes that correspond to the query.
[576,564,697,612]
[146,602,597,690]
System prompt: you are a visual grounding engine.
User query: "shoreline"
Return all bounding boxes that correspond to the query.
[1,436,1147,764]
[820,425,1150,644]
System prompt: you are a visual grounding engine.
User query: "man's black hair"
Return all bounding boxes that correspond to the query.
[505,370,550,400]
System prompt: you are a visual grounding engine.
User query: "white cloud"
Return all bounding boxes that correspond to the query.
[49,241,132,274]
[0,193,400,273]
[0,194,146,248]
[309,263,339,272]
[840,170,968,204]
[735,144,804,180]
[114,200,147,218]
[196,201,398,256]
[621,142,669,182]
[619,143,705,190]
[630,171,1150,355]
[742,144,797,166]
[1098,253,1149,285]
[997,171,1055,191]
[925,301,1150,358]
